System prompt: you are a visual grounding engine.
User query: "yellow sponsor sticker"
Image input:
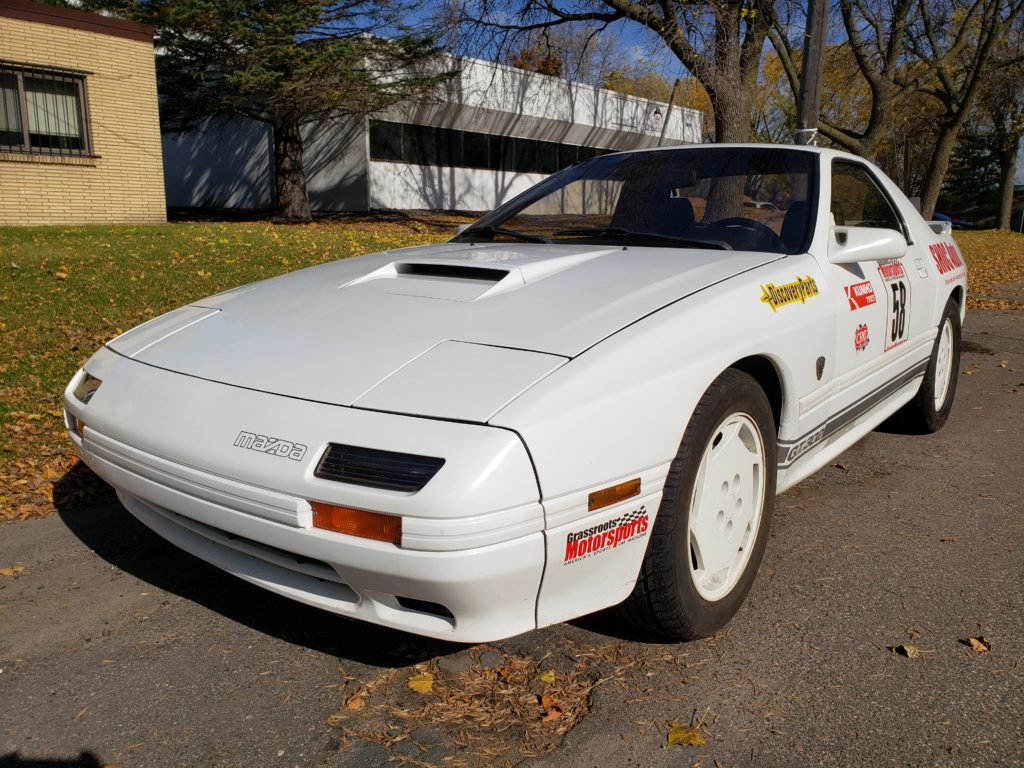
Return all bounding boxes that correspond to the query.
[759,275,819,312]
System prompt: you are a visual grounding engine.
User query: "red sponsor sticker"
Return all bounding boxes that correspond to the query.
[564,506,650,565]
[844,280,877,311]
[855,323,870,351]
[929,242,964,276]
[878,261,906,282]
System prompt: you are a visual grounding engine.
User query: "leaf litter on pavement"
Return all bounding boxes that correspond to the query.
[330,640,713,767]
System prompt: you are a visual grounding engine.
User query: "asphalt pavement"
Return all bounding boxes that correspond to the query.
[1,309,1022,768]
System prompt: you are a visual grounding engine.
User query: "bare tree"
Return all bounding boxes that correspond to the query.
[770,0,918,161]
[446,0,776,143]
[909,0,1024,218]
[980,21,1024,228]
[504,25,638,84]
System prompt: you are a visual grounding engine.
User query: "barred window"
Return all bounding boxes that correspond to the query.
[0,62,92,156]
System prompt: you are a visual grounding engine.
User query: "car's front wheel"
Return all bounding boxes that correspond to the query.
[621,369,777,640]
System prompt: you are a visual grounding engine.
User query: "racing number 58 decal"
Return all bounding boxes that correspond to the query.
[878,261,911,351]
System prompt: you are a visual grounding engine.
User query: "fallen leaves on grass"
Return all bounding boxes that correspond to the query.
[1,216,472,522]
[956,230,1024,311]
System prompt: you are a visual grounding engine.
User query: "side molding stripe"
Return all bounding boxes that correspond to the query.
[778,360,928,467]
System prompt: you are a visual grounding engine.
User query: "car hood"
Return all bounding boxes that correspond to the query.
[108,242,779,413]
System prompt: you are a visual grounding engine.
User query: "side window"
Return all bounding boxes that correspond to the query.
[831,161,904,232]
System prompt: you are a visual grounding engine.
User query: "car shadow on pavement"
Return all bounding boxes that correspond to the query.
[0,754,101,768]
[54,463,462,667]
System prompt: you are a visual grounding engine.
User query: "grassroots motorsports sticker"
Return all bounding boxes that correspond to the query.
[564,506,650,565]
[759,276,819,312]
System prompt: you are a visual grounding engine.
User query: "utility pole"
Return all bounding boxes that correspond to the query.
[795,0,827,145]
[658,79,682,147]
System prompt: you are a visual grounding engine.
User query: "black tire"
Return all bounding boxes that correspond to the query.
[620,369,777,640]
[897,297,961,433]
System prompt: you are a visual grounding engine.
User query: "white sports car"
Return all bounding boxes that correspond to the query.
[65,145,966,643]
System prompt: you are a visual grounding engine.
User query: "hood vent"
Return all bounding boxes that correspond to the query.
[396,262,508,283]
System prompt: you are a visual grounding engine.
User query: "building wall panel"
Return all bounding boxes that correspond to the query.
[0,15,165,225]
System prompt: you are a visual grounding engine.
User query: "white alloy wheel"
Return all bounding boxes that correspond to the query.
[688,413,766,602]
[933,317,954,410]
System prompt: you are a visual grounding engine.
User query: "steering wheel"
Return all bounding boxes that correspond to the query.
[710,217,785,248]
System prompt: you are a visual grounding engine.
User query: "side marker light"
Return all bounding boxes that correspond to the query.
[588,478,641,512]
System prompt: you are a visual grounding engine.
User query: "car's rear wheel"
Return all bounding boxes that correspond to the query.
[897,297,961,433]
[621,369,777,640]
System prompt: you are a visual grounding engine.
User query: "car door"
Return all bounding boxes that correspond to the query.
[824,160,922,397]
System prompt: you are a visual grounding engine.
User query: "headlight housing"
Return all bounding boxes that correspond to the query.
[73,372,103,404]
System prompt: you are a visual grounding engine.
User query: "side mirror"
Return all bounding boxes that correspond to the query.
[827,226,907,265]
[455,224,470,236]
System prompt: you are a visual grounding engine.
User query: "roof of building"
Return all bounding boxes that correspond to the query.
[0,0,154,44]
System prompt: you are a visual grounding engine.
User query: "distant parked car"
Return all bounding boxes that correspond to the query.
[932,212,975,230]
[743,200,780,211]
[65,145,967,643]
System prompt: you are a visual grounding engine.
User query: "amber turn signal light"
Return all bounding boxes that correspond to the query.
[310,501,402,546]
[588,478,641,512]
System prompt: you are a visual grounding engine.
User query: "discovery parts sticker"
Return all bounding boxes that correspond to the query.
[563,506,650,565]
[760,276,820,312]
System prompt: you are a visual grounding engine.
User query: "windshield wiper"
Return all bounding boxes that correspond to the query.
[552,227,731,250]
[459,226,551,244]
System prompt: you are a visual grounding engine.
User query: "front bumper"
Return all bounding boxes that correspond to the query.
[64,348,546,642]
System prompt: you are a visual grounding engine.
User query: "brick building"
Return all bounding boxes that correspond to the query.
[0,0,165,225]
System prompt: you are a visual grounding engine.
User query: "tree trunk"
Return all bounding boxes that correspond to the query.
[273,115,312,222]
[918,123,963,220]
[996,137,1020,230]
[712,90,752,143]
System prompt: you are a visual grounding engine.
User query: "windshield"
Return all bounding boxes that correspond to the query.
[454,147,817,254]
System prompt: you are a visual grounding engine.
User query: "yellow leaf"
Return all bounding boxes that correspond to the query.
[0,563,26,576]
[965,636,991,654]
[23,413,43,421]
[345,693,365,710]
[408,672,433,694]
[890,644,920,659]
[667,723,706,747]
[538,670,556,683]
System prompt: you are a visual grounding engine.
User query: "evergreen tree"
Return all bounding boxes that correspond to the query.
[88,0,451,220]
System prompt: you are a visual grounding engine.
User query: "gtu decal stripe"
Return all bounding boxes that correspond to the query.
[778,360,928,467]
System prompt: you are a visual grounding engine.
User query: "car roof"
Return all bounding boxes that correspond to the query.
[611,143,863,164]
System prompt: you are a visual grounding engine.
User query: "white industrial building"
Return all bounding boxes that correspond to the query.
[161,55,703,213]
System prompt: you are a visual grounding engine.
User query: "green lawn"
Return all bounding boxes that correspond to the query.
[0,221,1020,521]
[0,215,467,520]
